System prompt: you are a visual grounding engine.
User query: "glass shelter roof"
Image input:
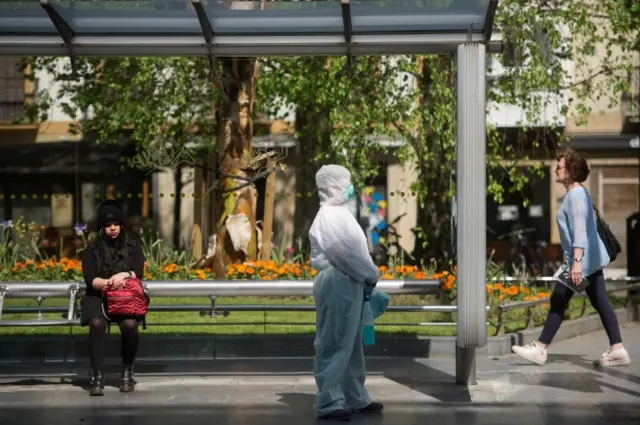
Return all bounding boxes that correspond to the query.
[0,0,500,57]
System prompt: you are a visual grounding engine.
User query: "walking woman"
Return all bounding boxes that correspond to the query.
[80,200,146,395]
[512,149,630,367]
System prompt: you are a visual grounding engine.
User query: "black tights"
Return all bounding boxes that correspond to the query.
[539,269,622,346]
[88,317,139,371]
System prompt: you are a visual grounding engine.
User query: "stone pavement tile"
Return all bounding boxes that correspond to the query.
[0,326,639,424]
[0,375,638,425]
[0,403,551,425]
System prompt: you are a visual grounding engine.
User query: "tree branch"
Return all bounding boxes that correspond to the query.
[558,65,626,90]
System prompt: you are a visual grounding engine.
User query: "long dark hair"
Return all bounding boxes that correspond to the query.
[94,226,129,277]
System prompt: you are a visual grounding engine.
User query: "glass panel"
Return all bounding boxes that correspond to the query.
[0,0,493,38]
[50,0,201,35]
[0,1,58,35]
[351,0,489,33]
[205,1,344,35]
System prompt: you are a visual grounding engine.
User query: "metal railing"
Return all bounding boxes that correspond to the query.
[1,277,638,331]
[0,279,443,327]
[492,280,640,336]
[487,276,640,284]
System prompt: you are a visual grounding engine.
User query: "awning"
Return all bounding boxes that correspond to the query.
[0,0,500,57]
[567,134,640,150]
[0,139,143,175]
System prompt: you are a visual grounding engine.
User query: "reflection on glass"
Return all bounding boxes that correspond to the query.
[205,0,344,34]
[49,0,200,34]
[351,0,489,32]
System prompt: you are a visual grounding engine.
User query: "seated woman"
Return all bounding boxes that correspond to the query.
[80,200,146,396]
[309,164,389,421]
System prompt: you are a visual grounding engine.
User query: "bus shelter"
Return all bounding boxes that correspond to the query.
[0,0,501,385]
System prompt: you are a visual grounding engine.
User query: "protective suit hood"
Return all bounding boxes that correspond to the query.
[316,164,354,206]
[309,164,380,283]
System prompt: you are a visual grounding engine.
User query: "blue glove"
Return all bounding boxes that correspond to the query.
[369,291,391,319]
[363,284,375,302]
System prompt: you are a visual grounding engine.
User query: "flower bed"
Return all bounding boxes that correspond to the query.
[0,258,550,306]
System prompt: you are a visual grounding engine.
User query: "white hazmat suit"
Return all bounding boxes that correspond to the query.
[309,164,387,419]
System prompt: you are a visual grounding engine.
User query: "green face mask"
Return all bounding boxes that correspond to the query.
[343,184,355,203]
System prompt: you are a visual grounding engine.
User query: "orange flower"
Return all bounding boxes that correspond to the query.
[163,263,178,273]
[507,286,518,296]
[195,269,206,280]
[441,275,455,291]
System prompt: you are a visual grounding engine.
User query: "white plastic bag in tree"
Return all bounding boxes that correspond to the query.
[226,213,251,255]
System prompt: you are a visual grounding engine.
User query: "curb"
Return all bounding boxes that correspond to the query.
[1,306,637,364]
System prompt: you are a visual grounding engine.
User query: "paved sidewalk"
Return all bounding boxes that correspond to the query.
[0,323,638,424]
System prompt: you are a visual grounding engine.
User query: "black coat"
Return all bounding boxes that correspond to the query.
[79,237,146,326]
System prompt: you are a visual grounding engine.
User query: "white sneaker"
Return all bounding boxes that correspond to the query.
[595,347,631,367]
[512,341,548,365]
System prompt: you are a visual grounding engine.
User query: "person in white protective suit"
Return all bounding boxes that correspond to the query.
[309,164,390,421]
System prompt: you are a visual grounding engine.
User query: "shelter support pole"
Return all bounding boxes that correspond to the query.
[455,42,487,386]
[40,0,76,74]
[192,0,216,82]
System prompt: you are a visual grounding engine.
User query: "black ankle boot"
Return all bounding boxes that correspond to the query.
[120,364,135,393]
[89,371,104,396]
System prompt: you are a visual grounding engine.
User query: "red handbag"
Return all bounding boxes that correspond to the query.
[101,277,149,320]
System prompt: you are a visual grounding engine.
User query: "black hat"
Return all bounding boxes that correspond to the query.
[96,200,125,228]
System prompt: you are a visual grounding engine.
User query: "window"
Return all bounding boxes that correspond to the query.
[0,56,26,123]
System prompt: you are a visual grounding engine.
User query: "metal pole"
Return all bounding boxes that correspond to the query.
[0,285,6,320]
[455,42,487,386]
[455,346,476,385]
[0,279,441,299]
[66,284,78,321]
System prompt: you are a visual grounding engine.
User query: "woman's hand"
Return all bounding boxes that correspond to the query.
[107,272,130,289]
[107,280,126,290]
[571,261,583,286]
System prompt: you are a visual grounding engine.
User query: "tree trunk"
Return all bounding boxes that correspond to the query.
[412,162,455,264]
[210,57,260,278]
[172,165,182,248]
[412,56,456,266]
[292,106,332,252]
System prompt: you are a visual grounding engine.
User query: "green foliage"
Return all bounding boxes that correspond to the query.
[19,0,637,265]
[257,57,390,188]
[23,56,217,170]
[0,218,44,271]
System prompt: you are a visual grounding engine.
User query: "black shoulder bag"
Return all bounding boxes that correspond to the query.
[593,206,622,262]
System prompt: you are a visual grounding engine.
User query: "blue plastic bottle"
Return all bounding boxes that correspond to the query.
[362,300,375,346]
